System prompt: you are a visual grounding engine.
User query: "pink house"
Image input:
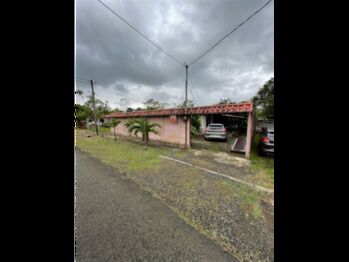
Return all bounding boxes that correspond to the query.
[104,102,254,158]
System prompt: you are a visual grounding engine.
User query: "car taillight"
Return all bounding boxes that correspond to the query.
[205,128,208,132]
[261,137,270,143]
[224,128,227,133]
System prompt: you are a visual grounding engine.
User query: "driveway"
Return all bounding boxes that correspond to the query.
[75,148,238,262]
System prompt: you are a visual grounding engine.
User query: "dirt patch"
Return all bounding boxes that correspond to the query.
[213,152,249,168]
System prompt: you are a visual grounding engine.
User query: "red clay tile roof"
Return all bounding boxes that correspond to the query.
[104,102,253,119]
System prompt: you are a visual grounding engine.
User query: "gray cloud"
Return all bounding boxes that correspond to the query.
[75,0,273,108]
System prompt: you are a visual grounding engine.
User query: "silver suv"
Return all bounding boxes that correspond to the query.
[204,123,227,141]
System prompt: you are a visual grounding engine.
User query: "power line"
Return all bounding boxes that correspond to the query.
[188,0,272,66]
[75,78,91,83]
[188,76,203,106]
[188,86,198,105]
[97,0,185,66]
[93,81,144,102]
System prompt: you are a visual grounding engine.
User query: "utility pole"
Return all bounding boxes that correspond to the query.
[184,64,189,149]
[90,80,99,136]
[185,64,188,108]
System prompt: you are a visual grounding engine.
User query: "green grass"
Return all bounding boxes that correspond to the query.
[76,129,166,172]
[86,126,111,134]
[249,133,274,189]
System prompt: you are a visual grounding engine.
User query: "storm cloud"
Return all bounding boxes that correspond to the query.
[75,0,274,109]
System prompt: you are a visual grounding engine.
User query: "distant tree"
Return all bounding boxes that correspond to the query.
[112,108,124,113]
[111,119,121,141]
[176,100,195,108]
[75,104,92,128]
[218,98,235,104]
[84,95,112,121]
[125,118,161,146]
[252,77,274,119]
[144,98,167,110]
[135,107,143,111]
[126,107,134,112]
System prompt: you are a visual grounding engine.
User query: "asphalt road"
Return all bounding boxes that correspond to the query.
[75,149,238,262]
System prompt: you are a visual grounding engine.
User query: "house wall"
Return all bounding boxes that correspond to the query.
[109,116,190,147]
[198,115,207,133]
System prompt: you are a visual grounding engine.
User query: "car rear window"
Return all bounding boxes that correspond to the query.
[268,131,274,134]
[209,124,224,128]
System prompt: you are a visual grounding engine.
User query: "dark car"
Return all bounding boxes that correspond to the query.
[204,123,227,141]
[258,127,274,157]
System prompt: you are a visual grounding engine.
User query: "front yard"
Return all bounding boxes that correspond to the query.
[75,128,274,261]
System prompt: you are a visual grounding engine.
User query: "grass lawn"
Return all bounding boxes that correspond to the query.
[249,133,274,189]
[76,128,167,172]
[75,129,274,261]
[87,126,111,134]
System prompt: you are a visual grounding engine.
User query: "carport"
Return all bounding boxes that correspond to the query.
[187,102,254,159]
[104,102,254,159]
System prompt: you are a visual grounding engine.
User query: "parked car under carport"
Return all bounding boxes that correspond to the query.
[204,123,227,141]
[258,127,274,157]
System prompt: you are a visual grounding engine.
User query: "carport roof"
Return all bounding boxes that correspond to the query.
[105,102,253,118]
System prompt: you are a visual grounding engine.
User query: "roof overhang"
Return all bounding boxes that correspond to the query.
[104,102,253,119]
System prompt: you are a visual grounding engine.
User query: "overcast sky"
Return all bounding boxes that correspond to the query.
[75,0,274,110]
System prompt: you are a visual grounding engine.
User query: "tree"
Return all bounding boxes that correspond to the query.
[218,98,235,104]
[111,119,121,141]
[176,100,195,109]
[113,108,124,113]
[252,77,274,119]
[126,107,134,112]
[144,98,167,110]
[175,100,201,136]
[75,104,93,128]
[84,95,112,121]
[125,118,161,146]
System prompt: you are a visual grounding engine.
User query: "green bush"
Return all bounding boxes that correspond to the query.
[102,122,112,128]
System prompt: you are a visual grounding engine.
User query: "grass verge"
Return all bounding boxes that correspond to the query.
[249,133,274,189]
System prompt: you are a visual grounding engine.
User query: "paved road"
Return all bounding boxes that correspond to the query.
[75,149,238,262]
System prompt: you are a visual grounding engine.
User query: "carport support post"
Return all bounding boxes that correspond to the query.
[245,112,253,159]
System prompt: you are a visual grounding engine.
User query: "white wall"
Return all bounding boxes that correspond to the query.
[198,115,207,133]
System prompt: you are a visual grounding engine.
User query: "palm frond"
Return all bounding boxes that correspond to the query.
[111,118,121,127]
[134,129,141,137]
[128,124,141,133]
[148,128,159,135]
[148,122,161,128]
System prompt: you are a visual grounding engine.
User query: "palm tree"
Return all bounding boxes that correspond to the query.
[111,119,121,141]
[125,118,161,146]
